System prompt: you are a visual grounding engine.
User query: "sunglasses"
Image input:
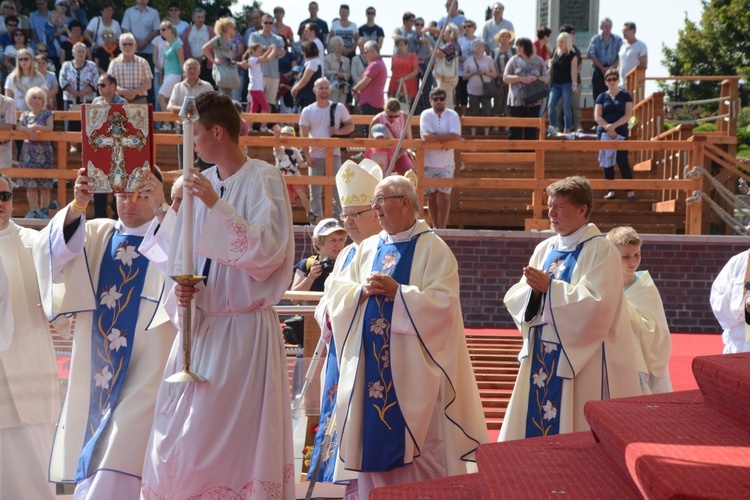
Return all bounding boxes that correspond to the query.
[605,77,619,82]
[263,21,274,24]
[0,191,12,202]
[415,22,424,27]
[431,96,445,102]
[97,82,108,87]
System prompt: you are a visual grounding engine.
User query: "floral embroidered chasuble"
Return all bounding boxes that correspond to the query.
[360,236,421,472]
[77,229,148,480]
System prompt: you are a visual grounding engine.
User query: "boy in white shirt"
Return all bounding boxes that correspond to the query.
[607,226,672,394]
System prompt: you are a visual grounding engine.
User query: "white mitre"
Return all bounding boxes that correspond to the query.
[336,159,383,208]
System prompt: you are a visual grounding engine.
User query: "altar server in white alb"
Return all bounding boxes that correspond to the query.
[500,176,640,442]
[33,168,176,498]
[326,175,488,498]
[0,174,60,499]
[710,248,750,353]
[139,91,295,499]
[310,159,382,488]
[607,226,672,394]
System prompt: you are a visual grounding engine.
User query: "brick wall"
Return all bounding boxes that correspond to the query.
[294,227,747,333]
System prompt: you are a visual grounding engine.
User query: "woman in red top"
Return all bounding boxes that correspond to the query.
[388,37,419,101]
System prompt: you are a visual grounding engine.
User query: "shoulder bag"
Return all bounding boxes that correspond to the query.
[525,79,549,105]
[212,60,240,90]
[473,56,499,97]
[433,52,458,85]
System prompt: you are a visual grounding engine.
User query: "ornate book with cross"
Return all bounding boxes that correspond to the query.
[81,104,155,193]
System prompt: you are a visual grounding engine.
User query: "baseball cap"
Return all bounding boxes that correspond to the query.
[279,125,296,137]
[371,123,387,138]
[313,218,346,238]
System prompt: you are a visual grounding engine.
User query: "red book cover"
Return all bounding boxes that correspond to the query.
[81,103,154,193]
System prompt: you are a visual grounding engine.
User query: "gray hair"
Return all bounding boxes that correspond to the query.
[0,172,13,194]
[364,40,379,54]
[379,176,418,217]
[328,36,343,50]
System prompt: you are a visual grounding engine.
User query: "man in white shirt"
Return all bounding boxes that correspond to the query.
[182,8,215,86]
[300,78,355,221]
[420,87,461,229]
[482,2,515,53]
[167,58,214,168]
[617,22,648,88]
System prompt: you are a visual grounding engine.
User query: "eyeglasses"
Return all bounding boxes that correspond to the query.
[340,208,372,221]
[263,21,274,24]
[605,77,619,82]
[0,191,12,202]
[415,22,424,27]
[431,96,445,102]
[371,195,403,208]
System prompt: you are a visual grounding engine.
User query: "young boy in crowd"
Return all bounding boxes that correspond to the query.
[607,226,673,394]
[273,124,315,224]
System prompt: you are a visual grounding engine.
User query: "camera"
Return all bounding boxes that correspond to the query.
[318,258,335,274]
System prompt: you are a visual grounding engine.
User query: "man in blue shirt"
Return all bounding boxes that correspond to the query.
[587,17,623,102]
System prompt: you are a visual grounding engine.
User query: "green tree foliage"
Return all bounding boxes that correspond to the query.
[661,0,750,104]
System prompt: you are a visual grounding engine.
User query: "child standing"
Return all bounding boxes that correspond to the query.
[17,87,54,213]
[273,124,314,224]
[244,42,277,132]
[607,226,672,394]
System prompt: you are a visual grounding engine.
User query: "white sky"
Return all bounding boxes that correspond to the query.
[239,0,706,94]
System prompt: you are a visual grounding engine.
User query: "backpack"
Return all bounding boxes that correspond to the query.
[329,102,351,138]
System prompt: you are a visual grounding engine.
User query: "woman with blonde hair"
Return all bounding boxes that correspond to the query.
[547,32,578,135]
[157,20,184,115]
[203,17,246,96]
[433,23,461,109]
[17,87,55,212]
[5,48,48,160]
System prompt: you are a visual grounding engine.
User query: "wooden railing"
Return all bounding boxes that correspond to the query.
[0,111,711,233]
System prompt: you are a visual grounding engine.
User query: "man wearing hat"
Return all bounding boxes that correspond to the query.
[309,158,383,488]
[325,173,488,498]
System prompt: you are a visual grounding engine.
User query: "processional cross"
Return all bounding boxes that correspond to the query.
[88,111,147,191]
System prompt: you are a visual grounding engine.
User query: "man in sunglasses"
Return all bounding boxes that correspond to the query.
[0,173,61,498]
[0,90,15,168]
[325,173,488,498]
[420,87,461,228]
[92,74,127,105]
[248,14,286,113]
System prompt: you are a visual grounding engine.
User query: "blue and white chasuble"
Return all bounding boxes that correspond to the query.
[310,245,357,483]
[525,236,597,438]
[360,236,420,472]
[76,230,148,481]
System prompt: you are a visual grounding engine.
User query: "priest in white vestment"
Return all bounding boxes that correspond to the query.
[33,168,177,499]
[0,174,60,499]
[326,175,488,499]
[710,249,750,353]
[310,159,382,490]
[138,92,296,499]
[500,176,641,442]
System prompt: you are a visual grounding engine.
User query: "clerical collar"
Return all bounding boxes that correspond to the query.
[555,223,589,251]
[381,221,418,243]
[117,219,150,237]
